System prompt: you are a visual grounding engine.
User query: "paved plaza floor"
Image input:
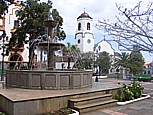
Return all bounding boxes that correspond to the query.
[82,78,153,115]
[0,78,122,102]
[0,78,153,115]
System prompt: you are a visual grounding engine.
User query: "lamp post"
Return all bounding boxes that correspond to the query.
[94,52,99,82]
[1,30,6,81]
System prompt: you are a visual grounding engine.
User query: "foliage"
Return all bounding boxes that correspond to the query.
[80,52,94,69]
[63,42,80,56]
[114,52,130,69]
[20,65,28,70]
[97,51,112,75]
[8,0,50,49]
[126,51,145,75]
[114,81,144,102]
[52,9,66,41]
[114,51,144,75]
[0,0,14,16]
[62,42,82,69]
[96,1,153,52]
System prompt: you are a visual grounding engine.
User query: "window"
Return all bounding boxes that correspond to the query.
[14,20,19,27]
[78,23,81,30]
[15,10,19,16]
[87,22,90,30]
[98,46,101,51]
[78,39,80,44]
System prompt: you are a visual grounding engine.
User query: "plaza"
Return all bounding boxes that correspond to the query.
[1,0,153,115]
[0,78,152,114]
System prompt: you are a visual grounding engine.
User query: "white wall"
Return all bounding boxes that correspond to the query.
[0,3,29,63]
[95,40,114,55]
[56,62,75,69]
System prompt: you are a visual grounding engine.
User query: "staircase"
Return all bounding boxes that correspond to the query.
[68,90,117,113]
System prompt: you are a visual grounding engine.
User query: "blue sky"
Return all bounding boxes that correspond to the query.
[40,0,153,63]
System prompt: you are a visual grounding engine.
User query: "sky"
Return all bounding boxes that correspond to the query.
[41,0,153,63]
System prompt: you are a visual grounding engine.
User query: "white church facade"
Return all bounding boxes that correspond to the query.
[75,11,94,53]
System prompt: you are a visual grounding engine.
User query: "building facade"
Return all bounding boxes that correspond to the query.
[75,11,94,53]
[0,2,29,69]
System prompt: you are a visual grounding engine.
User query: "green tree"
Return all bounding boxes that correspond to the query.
[52,9,66,41]
[0,0,14,16]
[114,52,130,69]
[97,51,112,75]
[63,42,80,56]
[62,42,81,69]
[127,51,145,74]
[7,0,66,68]
[63,42,71,56]
[80,52,94,69]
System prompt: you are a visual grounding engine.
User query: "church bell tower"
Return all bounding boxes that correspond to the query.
[75,10,94,53]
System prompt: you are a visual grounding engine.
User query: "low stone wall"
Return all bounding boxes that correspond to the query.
[0,88,118,115]
[6,70,93,90]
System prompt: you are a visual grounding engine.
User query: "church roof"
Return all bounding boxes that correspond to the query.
[77,11,92,19]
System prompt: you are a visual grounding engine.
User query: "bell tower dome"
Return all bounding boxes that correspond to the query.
[75,10,94,53]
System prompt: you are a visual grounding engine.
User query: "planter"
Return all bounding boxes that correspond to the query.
[117,94,150,105]
[69,109,79,115]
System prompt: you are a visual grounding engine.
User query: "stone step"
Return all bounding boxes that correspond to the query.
[69,94,112,107]
[71,90,111,99]
[74,99,117,113]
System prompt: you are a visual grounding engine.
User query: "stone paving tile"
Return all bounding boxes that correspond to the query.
[81,110,110,115]
[143,90,153,94]
[144,88,153,90]
[99,109,127,115]
[82,79,153,115]
[117,107,139,115]
[110,112,127,115]
[99,109,114,113]
[135,109,153,115]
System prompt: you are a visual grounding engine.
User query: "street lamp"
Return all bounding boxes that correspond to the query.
[1,30,6,81]
[94,52,99,82]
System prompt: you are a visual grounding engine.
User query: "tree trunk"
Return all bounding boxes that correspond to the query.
[29,45,34,69]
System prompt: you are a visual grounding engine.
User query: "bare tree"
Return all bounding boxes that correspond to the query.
[96,1,153,53]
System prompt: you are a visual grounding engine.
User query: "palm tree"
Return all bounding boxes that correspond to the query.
[62,42,81,69]
[114,52,130,69]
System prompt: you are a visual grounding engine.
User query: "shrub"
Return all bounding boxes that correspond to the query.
[20,65,28,70]
[114,81,144,102]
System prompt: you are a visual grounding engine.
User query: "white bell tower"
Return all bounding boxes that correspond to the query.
[75,10,94,53]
